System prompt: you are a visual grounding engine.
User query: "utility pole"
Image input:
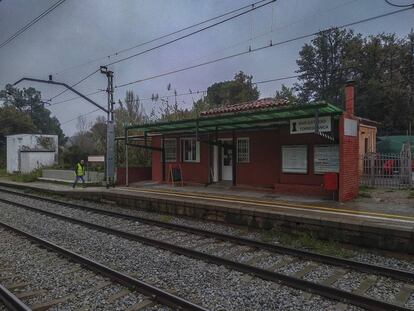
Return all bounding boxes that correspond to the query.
[100,66,116,188]
[13,76,112,186]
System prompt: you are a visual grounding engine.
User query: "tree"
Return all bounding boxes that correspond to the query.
[0,105,37,167]
[295,29,362,105]
[274,84,298,103]
[0,84,66,144]
[198,71,259,109]
[115,91,150,167]
[295,30,413,134]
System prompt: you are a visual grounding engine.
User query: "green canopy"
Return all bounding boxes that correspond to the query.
[377,136,414,154]
[126,102,343,135]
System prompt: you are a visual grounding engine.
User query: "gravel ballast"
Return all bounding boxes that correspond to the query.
[0,227,148,310]
[3,186,413,275]
[2,188,414,309]
[0,201,349,311]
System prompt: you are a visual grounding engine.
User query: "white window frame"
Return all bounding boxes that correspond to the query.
[237,137,250,163]
[282,145,308,174]
[181,138,200,163]
[163,138,177,162]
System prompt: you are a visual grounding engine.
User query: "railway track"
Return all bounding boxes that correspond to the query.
[0,220,207,310]
[0,187,414,310]
[0,283,30,311]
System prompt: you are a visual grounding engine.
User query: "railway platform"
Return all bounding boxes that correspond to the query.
[0,178,413,254]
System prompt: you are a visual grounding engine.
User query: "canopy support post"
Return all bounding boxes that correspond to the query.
[232,130,236,187]
[124,128,129,187]
[161,136,166,182]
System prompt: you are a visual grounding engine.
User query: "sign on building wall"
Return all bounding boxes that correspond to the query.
[290,116,331,134]
[344,118,358,136]
[314,145,339,173]
[282,145,307,173]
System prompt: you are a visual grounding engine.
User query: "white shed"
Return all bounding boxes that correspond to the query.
[6,134,58,173]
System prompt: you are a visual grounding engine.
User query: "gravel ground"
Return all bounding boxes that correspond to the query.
[303,264,335,283]
[0,201,351,311]
[365,276,403,303]
[406,292,414,309]
[277,260,311,276]
[332,271,367,293]
[3,188,414,309]
[4,186,414,275]
[0,227,147,310]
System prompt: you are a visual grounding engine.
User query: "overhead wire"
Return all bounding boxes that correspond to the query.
[60,108,101,126]
[49,90,103,106]
[47,68,100,102]
[384,0,414,8]
[114,6,414,89]
[48,0,275,102]
[52,0,270,76]
[105,0,276,67]
[0,0,66,49]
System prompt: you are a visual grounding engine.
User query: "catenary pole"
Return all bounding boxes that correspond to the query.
[100,67,116,187]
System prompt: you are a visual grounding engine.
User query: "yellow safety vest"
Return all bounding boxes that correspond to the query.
[75,163,85,176]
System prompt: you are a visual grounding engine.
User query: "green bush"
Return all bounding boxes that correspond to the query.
[11,168,42,183]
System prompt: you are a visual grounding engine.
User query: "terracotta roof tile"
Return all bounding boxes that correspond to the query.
[200,98,289,116]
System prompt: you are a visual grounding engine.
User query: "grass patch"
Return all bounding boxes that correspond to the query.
[10,169,42,183]
[409,191,414,199]
[358,191,372,198]
[235,227,250,237]
[159,214,173,223]
[359,186,375,192]
[0,168,9,177]
[359,185,375,198]
[260,229,352,258]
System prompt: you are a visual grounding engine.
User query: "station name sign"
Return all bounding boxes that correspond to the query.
[290,116,331,134]
[88,155,105,162]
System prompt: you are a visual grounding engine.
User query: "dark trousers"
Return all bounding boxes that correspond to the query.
[73,175,85,188]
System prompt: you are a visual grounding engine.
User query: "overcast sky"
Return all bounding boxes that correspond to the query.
[0,0,413,136]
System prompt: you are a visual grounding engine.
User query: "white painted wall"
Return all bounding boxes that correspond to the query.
[6,134,58,173]
[20,152,55,173]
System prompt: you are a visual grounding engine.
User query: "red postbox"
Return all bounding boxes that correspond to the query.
[324,172,338,191]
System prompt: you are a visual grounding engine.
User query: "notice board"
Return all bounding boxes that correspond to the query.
[282,145,307,173]
[314,145,339,173]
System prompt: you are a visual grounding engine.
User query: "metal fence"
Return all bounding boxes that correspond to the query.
[360,144,412,189]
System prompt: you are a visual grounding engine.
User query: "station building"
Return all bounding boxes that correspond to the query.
[125,82,374,202]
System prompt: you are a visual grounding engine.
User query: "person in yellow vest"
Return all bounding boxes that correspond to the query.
[72,159,86,188]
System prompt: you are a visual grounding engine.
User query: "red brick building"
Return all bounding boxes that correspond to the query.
[124,82,365,202]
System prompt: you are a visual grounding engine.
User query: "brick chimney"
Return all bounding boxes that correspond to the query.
[344,79,355,115]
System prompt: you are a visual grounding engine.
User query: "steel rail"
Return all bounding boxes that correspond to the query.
[0,220,208,311]
[0,284,32,311]
[0,187,413,283]
[0,196,410,311]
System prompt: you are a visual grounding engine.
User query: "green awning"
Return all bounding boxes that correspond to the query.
[126,102,343,135]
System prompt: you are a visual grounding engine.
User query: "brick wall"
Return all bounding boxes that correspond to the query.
[117,167,152,185]
[339,81,360,202]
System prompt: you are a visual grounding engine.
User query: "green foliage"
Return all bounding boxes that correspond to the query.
[0,169,9,177]
[260,228,352,258]
[62,145,88,169]
[115,91,151,167]
[197,71,259,109]
[0,84,66,144]
[295,29,414,134]
[10,168,42,183]
[274,84,298,103]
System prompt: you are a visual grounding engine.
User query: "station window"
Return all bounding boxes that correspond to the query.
[163,139,177,162]
[237,138,250,163]
[181,138,200,162]
[282,145,308,173]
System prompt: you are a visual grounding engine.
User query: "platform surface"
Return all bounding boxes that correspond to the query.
[0,178,413,230]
